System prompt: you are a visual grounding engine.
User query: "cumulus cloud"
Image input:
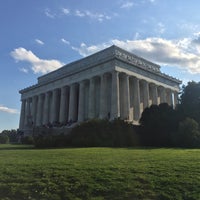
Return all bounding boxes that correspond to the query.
[120,1,134,9]
[35,39,44,45]
[72,36,200,74]
[44,8,56,18]
[11,48,64,74]
[0,105,19,114]
[62,7,70,15]
[156,22,165,34]
[44,7,112,22]
[61,38,70,45]
[75,10,111,22]
[19,67,29,73]
[75,10,85,17]
[72,42,110,57]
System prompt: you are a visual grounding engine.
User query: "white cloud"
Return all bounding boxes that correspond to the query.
[75,10,85,17]
[35,39,44,45]
[0,105,19,114]
[44,7,112,22]
[19,67,29,73]
[11,47,64,74]
[134,32,141,40]
[61,38,70,45]
[62,7,70,15]
[178,22,200,34]
[74,10,111,22]
[44,8,56,18]
[72,36,200,74]
[156,22,165,34]
[120,1,134,9]
[72,42,109,57]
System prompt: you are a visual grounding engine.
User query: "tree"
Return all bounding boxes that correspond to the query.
[0,134,9,144]
[139,103,180,146]
[1,129,18,143]
[175,118,200,147]
[179,81,200,124]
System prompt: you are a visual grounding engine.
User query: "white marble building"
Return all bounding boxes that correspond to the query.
[19,45,181,133]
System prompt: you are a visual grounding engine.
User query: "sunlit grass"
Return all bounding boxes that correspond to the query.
[0,144,199,200]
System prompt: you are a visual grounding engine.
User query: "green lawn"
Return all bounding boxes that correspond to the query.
[0,144,199,200]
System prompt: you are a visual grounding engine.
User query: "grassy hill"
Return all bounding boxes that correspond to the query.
[0,144,199,200]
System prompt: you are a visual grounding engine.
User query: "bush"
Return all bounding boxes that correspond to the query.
[69,119,140,147]
[139,103,180,147]
[1,130,18,143]
[21,136,34,145]
[0,134,9,144]
[33,133,70,148]
[175,118,200,148]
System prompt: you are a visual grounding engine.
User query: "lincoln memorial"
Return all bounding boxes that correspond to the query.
[19,45,181,134]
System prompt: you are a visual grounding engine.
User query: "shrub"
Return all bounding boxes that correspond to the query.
[33,133,70,148]
[32,119,140,148]
[1,130,18,143]
[21,136,34,145]
[175,118,200,148]
[0,134,9,144]
[139,103,180,147]
[69,119,140,147]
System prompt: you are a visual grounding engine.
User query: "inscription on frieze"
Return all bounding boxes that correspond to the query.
[114,49,160,73]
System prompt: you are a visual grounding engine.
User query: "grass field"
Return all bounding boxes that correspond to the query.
[0,144,199,200]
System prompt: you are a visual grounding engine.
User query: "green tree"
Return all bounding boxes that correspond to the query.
[175,118,200,147]
[0,134,9,144]
[179,81,200,124]
[139,103,180,146]
[1,129,18,143]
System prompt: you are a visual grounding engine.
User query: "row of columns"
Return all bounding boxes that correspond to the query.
[19,71,178,130]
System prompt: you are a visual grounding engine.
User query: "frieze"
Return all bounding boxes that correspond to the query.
[114,49,160,73]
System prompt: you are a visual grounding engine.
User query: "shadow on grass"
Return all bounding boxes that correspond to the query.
[0,144,35,150]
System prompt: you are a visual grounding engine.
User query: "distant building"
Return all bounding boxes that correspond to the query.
[19,45,181,134]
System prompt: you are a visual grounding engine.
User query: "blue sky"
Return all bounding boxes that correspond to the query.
[1,0,200,132]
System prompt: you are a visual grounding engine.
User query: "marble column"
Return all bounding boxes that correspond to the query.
[32,96,37,126]
[111,71,120,120]
[143,81,149,109]
[59,86,68,123]
[24,98,31,127]
[78,81,85,122]
[166,89,173,106]
[19,99,26,130]
[124,74,130,120]
[152,84,158,105]
[88,77,95,119]
[160,87,166,103]
[133,78,140,121]
[43,92,50,125]
[99,74,106,119]
[36,94,43,126]
[68,84,78,122]
[51,89,60,123]
[174,91,179,107]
